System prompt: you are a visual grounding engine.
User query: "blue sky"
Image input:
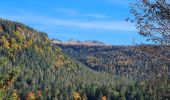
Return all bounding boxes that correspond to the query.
[0,0,149,45]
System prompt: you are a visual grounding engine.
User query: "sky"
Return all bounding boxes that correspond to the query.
[0,0,149,45]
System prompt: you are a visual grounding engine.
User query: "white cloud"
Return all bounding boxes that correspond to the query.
[0,14,136,31]
[0,7,136,31]
[55,8,109,19]
[51,19,136,31]
[82,14,108,19]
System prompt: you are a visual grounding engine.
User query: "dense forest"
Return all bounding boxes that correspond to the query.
[54,44,169,80]
[0,18,169,100]
[0,12,170,100]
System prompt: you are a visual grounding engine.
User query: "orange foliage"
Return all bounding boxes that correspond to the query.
[0,26,3,32]
[26,92,36,100]
[117,60,132,65]
[102,96,107,100]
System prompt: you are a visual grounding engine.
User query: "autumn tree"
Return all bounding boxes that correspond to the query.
[0,36,10,49]
[129,0,170,44]
[73,92,81,100]
[26,92,36,100]
[129,0,170,98]
[0,57,20,99]
[10,90,19,100]
[129,0,170,75]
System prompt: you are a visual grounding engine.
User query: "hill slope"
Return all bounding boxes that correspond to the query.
[0,19,169,100]
[0,19,134,100]
[54,43,167,80]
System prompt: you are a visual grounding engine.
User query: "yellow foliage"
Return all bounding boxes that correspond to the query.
[55,48,62,53]
[26,39,32,46]
[14,30,25,43]
[14,31,20,38]
[39,48,43,54]
[11,90,19,100]
[73,92,81,100]
[26,92,36,100]
[0,36,10,49]
[48,47,52,54]
[53,55,64,68]
[25,39,33,47]
[34,45,43,54]
[11,38,21,50]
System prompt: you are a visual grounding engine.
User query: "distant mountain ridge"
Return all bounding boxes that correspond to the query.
[51,39,107,46]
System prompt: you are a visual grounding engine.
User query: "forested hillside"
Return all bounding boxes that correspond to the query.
[54,44,169,80]
[0,19,169,100]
